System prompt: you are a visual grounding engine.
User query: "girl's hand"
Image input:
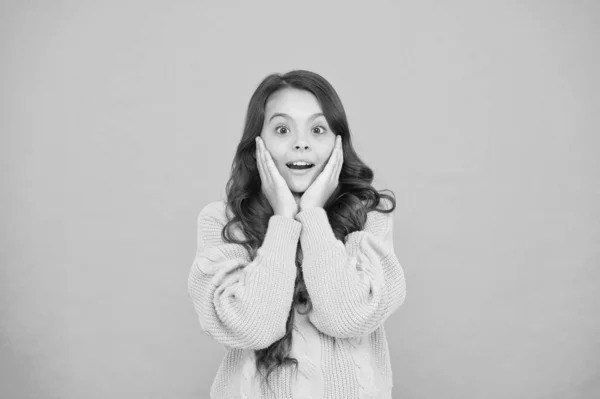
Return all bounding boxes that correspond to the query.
[256,136,299,218]
[300,135,343,211]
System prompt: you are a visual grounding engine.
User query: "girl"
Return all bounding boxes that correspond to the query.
[188,70,406,399]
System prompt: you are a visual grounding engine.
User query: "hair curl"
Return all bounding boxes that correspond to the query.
[218,69,396,394]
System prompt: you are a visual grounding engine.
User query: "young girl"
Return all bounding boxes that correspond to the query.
[188,70,406,399]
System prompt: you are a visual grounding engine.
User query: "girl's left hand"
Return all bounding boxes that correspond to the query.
[300,135,343,211]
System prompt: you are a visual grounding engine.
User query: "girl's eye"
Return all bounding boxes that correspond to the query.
[275,126,289,134]
[313,126,327,134]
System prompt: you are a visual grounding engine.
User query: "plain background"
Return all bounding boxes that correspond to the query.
[1,1,599,398]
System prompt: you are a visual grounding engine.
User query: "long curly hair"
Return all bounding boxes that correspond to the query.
[218,69,396,394]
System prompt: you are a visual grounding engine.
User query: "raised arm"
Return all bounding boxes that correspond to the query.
[295,201,406,338]
[188,201,302,350]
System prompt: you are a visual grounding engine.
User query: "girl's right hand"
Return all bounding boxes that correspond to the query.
[255,136,298,219]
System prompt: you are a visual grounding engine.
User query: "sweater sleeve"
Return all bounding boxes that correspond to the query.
[187,201,302,350]
[294,200,406,338]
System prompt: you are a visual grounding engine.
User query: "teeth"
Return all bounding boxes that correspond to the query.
[289,161,312,166]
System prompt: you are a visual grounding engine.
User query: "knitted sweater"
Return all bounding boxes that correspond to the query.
[188,197,406,399]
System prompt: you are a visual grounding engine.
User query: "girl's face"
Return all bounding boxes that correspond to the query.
[260,87,337,198]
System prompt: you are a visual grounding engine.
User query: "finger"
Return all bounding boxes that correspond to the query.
[325,137,339,176]
[327,136,340,181]
[264,145,279,183]
[259,138,273,186]
[257,138,267,181]
[256,139,266,183]
[322,143,335,175]
[335,136,343,178]
[331,138,341,180]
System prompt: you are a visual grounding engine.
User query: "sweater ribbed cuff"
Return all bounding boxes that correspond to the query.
[295,207,337,249]
[258,214,303,267]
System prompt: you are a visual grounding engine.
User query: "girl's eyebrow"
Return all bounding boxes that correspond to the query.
[268,112,324,123]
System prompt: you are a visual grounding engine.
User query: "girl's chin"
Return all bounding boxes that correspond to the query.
[289,186,307,195]
[287,178,311,189]
[285,177,311,190]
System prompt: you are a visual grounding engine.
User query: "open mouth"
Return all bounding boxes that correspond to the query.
[286,163,314,170]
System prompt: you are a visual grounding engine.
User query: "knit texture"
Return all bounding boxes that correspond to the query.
[188,199,406,398]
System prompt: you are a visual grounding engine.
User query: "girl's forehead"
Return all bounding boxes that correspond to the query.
[265,89,323,117]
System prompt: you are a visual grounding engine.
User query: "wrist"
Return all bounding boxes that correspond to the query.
[300,203,320,212]
[275,211,297,219]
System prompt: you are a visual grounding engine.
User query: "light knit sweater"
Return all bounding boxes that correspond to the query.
[188,197,406,399]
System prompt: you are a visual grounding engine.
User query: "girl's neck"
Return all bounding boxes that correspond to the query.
[293,192,302,204]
